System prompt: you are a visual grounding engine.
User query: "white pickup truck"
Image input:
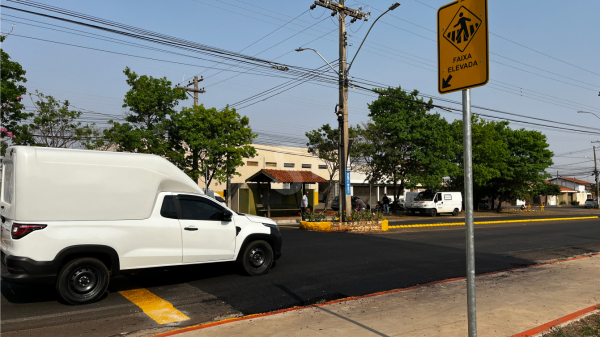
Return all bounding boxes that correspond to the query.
[1,146,282,304]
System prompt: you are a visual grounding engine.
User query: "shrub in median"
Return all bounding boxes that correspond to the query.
[302,210,328,222]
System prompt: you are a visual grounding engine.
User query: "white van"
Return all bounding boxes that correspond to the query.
[1,147,282,304]
[404,192,419,210]
[408,190,462,217]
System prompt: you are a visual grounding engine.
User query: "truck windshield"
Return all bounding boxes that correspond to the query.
[415,190,435,201]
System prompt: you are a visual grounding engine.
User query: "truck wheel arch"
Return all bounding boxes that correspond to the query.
[55,245,120,276]
[237,234,275,261]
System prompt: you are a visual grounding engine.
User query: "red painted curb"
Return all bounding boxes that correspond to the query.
[151,253,600,337]
[509,304,600,337]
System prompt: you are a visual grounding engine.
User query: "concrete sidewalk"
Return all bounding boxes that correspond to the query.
[157,255,600,337]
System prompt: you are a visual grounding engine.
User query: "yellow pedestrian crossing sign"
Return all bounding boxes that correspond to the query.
[438,0,488,94]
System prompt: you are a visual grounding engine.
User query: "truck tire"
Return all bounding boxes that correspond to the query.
[430,209,437,217]
[241,240,273,276]
[56,257,109,305]
[452,208,459,216]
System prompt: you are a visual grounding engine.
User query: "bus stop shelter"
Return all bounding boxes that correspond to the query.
[245,169,327,217]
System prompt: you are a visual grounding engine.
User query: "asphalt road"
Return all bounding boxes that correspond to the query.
[2,216,599,337]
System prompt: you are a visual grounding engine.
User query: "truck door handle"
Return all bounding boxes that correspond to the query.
[184,227,198,231]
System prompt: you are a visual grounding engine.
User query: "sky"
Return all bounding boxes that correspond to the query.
[1,0,599,181]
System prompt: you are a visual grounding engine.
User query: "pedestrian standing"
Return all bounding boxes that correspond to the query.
[382,194,390,214]
[301,191,309,220]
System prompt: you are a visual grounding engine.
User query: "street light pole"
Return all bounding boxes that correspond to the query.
[578,110,600,120]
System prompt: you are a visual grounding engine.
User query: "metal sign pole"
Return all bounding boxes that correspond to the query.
[463,88,477,337]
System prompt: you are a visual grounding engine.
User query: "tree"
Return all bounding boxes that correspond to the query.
[489,127,554,211]
[532,181,561,199]
[353,121,386,185]
[447,117,554,211]
[169,104,257,186]
[305,124,360,208]
[365,86,456,202]
[446,117,510,207]
[17,92,102,149]
[103,67,187,156]
[1,35,29,154]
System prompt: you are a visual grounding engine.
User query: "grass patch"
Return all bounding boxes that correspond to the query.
[543,312,600,337]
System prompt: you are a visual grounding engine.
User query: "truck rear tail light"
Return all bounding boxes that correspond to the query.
[11,224,47,239]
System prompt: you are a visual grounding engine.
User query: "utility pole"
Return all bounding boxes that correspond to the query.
[592,144,600,207]
[176,76,205,107]
[176,76,206,191]
[312,0,369,219]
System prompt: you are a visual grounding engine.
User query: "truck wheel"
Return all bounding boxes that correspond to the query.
[430,209,437,217]
[241,240,273,276]
[452,208,459,216]
[56,258,109,305]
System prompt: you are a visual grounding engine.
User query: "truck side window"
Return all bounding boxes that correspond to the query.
[179,198,224,221]
[160,196,178,219]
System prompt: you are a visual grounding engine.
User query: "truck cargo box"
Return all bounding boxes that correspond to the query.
[1,146,203,221]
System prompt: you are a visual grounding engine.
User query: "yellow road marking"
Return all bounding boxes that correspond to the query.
[388,216,598,229]
[119,288,190,324]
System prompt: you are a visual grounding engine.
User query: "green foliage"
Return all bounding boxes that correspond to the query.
[361,86,456,200]
[353,121,384,184]
[336,210,383,222]
[16,92,102,149]
[447,116,510,194]
[303,210,327,222]
[448,117,554,210]
[491,127,554,208]
[571,200,580,206]
[305,124,338,177]
[1,36,29,154]
[533,182,561,197]
[305,124,360,207]
[103,67,187,156]
[560,200,566,205]
[169,104,257,185]
[579,325,598,336]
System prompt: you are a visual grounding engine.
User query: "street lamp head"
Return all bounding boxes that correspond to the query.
[295,48,306,52]
[389,2,401,11]
[578,111,590,114]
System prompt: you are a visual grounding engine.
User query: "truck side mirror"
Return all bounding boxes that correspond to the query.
[223,210,233,222]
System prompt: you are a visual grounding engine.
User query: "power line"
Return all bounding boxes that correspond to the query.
[1,3,318,75]
[182,8,310,85]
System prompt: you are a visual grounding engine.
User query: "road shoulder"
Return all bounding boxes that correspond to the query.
[153,254,600,337]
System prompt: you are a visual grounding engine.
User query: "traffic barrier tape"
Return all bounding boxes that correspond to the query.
[388,216,598,229]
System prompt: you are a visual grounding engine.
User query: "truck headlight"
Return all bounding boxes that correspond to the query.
[263,223,279,232]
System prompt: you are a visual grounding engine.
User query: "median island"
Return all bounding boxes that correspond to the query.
[299,210,389,233]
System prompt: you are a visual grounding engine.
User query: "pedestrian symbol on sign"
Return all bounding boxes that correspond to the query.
[444,7,482,52]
